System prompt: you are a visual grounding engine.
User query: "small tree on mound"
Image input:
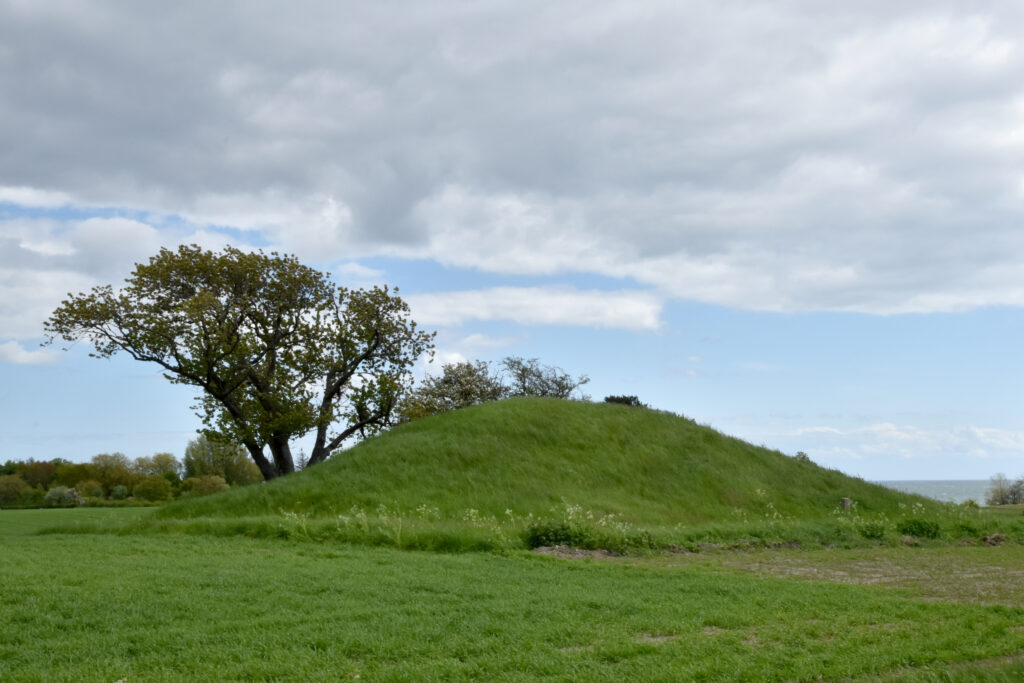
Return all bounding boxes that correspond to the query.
[401,360,507,419]
[402,356,589,419]
[500,357,589,400]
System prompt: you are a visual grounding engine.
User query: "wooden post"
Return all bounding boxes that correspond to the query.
[840,497,851,511]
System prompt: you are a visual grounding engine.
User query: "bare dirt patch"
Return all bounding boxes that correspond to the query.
[719,546,1024,608]
[531,545,617,559]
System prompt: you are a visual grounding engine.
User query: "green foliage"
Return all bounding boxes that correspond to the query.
[0,474,31,506]
[53,461,92,488]
[133,475,173,502]
[897,518,942,539]
[402,357,589,420]
[110,485,129,500]
[184,434,262,485]
[857,520,887,540]
[74,479,104,499]
[400,360,506,419]
[603,395,646,407]
[89,453,135,496]
[43,486,81,507]
[44,244,435,479]
[133,453,182,484]
[180,475,230,497]
[501,356,589,399]
[985,472,1024,505]
[16,459,57,488]
[524,521,579,548]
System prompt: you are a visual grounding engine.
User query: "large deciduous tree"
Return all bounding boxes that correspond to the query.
[45,245,434,480]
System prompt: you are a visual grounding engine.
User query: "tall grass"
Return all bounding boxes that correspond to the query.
[155,398,941,525]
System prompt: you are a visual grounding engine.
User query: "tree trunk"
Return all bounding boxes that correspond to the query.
[244,442,279,481]
[267,436,295,477]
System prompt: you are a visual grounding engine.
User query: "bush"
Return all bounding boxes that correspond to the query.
[896,518,941,539]
[180,475,229,497]
[604,395,646,408]
[75,479,104,499]
[857,521,887,540]
[0,474,30,506]
[44,486,81,507]
[985,473,1024,505]
[110,484,129,500]
[133,475,173,502]
[524,522,586,548]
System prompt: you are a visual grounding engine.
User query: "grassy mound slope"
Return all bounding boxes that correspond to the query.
[158,398,931,525]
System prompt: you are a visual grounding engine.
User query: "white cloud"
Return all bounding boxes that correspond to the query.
[0,185,72,208]
[70,217,162,278]
[457,333,520,350]
[0,216,257,341]
[3,4,1024,313]
[434,350,467,365]
[0,265,96,340]
[406,287,663,330]
[406,185,604,276]
[0,340,58,365]
[334,261,385,288]
[790,422,1024,463]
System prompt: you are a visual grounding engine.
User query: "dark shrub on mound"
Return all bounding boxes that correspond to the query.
[896,518,940,539]
[604,395,646,408]
[525,522,590,548]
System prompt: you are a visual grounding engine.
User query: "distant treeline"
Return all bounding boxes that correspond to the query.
[0,435,262,508]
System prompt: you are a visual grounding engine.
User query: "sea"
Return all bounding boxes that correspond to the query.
[875,480,990,504]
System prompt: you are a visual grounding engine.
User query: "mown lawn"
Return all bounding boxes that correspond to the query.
[3,509,1024,681]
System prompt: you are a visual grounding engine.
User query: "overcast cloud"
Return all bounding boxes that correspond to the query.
[406,286,663,330]
[4,1,1024,321]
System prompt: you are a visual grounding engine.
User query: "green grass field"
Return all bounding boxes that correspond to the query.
[3,507,1024,681]
[5,401,1024,680]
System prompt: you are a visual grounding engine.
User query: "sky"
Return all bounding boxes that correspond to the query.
[1,1,1023,480]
